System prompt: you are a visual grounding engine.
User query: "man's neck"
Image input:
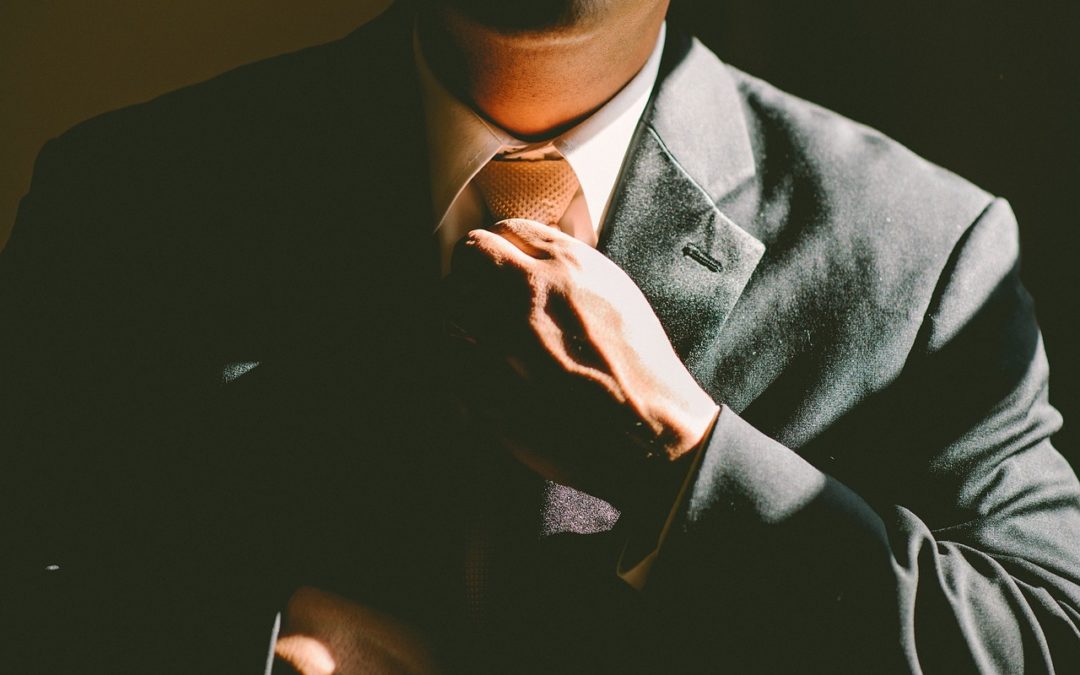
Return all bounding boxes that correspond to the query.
[416,3,668,140]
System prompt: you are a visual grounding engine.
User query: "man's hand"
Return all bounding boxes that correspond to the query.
[273,586,441,675]
[444,218,719,512]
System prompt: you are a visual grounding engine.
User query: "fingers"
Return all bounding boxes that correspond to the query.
[278,586,441,675]
[444,218,578,351]
[445,222,542,342]
[443,244,532,344]
[488,217,569,258]
[480,217,583,259]
[453,218,582,276]
[464,225,537,269]
[274,635,336,675]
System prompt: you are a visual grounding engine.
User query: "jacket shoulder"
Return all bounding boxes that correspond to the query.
[730,66,994,243]
[37,9,405,174]
[708,65,1017,441]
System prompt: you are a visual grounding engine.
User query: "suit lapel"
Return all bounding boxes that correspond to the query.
[599,30,764,372]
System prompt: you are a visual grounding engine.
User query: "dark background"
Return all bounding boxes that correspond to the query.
[3,0,1078,461]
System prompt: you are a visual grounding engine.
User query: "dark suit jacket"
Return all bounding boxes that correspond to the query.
[4,5,1079,673]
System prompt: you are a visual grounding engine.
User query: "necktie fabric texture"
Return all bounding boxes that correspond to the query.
[473,155,580,228]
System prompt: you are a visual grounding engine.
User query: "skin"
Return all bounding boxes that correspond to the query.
[275,587,441,675]
[420,0,717,510]
[277,3,720,672]
[446,219,719,510]
[416,0,671,138]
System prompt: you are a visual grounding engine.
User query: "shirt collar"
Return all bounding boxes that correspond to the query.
[415,22,667,234]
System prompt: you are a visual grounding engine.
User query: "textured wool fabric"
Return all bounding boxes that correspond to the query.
[3,4,1079,674]
[473,156,580,228]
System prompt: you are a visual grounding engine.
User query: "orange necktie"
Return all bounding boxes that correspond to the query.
[473,156,580,229]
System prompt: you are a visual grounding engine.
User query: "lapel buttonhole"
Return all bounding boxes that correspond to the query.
[682,242,724,273]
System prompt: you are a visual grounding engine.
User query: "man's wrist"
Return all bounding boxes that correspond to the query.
[617,407,721,590]
[652,390,722,462]
[627,404,720,521]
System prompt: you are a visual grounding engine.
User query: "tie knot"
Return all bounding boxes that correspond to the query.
[473,156,579,228]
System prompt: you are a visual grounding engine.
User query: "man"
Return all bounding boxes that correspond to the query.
[3,0,1078,673]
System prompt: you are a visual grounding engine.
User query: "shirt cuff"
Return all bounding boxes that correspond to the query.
[616,408,719,591]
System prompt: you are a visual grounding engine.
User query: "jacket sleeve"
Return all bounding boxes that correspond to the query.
[650,198,1080,673]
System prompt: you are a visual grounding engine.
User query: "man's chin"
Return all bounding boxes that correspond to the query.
[415,0,609,33]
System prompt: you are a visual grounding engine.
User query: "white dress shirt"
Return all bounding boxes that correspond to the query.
[415,23,667,273]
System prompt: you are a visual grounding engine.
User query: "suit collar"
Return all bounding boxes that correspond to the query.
[328,10,765,364]
[599,29,764,367]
